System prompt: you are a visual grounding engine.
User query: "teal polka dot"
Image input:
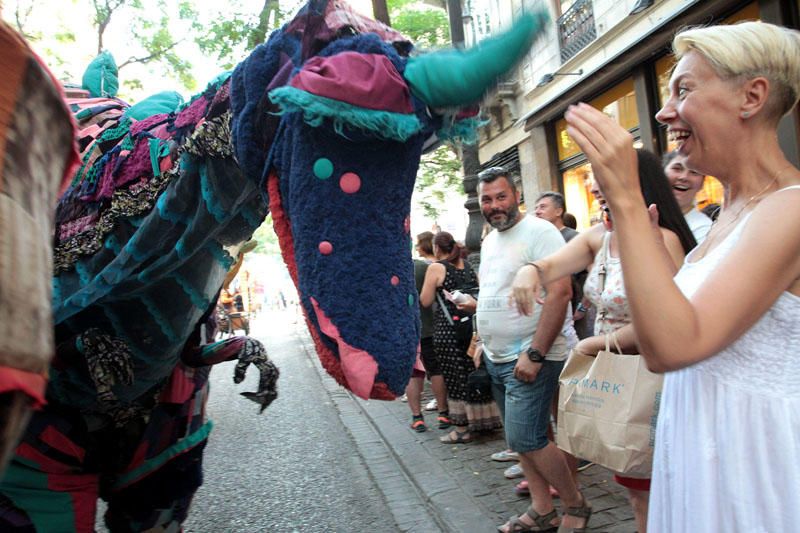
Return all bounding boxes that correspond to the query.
[313,158,333,179]
[407,294,414,306]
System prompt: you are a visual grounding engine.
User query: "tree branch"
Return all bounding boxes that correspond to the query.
[117,38,185,70]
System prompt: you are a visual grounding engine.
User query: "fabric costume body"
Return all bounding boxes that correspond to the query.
[0,21,78,469]
[0,1,548,529]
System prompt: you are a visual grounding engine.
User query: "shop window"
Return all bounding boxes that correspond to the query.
[553,79,640,229]
[555,78,638,160]
[562,162,598,230]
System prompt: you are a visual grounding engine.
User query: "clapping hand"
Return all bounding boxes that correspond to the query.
[564,103,640,210]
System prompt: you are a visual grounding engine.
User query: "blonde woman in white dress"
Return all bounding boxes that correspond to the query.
[539,21,800,532]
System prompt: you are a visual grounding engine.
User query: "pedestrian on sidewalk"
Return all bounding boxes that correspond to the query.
[406,232,450,432]
[562,21,800,532]
[420,232,502,443]
[471,167,591,532]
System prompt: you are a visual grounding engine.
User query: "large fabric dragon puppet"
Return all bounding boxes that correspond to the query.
[0,1,546,530]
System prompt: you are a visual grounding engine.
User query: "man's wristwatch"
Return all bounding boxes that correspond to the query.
[525,347,545,363]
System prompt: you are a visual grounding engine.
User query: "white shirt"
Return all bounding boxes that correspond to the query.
[477,215,569,364]
[685,208,712,244]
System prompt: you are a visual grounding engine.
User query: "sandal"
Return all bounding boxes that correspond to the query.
[437,412,452,429]
[410,417,427,433]
[439,430,472,444]
[563,493,592,533]
[496,506,558,532]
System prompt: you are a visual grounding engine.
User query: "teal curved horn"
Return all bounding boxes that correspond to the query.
[403,10,549,109]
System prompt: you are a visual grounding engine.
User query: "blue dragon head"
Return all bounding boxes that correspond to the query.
[231,0,548,399]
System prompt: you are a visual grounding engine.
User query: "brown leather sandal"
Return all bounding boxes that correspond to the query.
[563,493,592,533]
[496,506,558,532]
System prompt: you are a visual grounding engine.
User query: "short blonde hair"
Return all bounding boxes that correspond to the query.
[674,21,800,120]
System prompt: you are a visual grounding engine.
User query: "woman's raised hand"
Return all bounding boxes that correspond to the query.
[510,263,542,316]
[564,103,640,208]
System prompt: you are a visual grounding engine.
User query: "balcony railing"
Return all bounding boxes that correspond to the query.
[557,0,597,63]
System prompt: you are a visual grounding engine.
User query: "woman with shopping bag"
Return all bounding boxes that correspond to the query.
[511,149,695,532]
[561,21,800,533]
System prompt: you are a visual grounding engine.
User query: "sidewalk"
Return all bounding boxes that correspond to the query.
[291,319,637,532]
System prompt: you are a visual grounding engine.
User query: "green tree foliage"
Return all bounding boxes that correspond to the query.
[92,0,198,92]
[251,214,282,256]
[3,0,199,93]
[192,0,297,70]
[387,0,449,49]
[413,144,463,219]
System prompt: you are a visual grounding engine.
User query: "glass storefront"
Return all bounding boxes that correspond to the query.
[555,78,639,229]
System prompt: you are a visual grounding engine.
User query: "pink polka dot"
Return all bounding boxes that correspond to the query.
[403,216,410,234]
[390,275,400,286]
[318,241,333,255]
[339,172,361,194]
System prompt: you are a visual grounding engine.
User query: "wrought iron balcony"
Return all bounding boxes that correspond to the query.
[557,0,597,63]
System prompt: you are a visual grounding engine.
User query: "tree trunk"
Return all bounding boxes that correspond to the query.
[248,0,277,49]
[371,0,391,26]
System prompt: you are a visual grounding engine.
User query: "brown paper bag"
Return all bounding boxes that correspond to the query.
[556,345,663,478]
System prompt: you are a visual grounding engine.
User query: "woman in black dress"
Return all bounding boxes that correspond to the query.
[420,232,502,443]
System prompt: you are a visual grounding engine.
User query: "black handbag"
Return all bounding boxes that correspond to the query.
[467,364,492,395]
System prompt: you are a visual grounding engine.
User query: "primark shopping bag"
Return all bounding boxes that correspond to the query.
[556,343,663,478]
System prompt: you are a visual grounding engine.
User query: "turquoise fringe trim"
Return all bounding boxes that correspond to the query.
[104,234,122,255]
[437,116,488,145]
[52,277,61,308]
[173,273,209,310]
[240,205,262,229]
[140,295,179,343]
[113,421,213,490]
[156,193,190,225]
[75,261,91,286]
[206,241,234,269]
[124,236,148,262]
[269,86,422,142]
[200,165,226,223]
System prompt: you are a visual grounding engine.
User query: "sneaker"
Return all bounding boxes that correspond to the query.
[491,449,520,462]
[399,394,408,402]
[424,399,438,411]
[576,460,594,472]
[504,463,524,479]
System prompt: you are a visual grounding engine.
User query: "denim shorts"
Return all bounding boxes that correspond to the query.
[484,357,564,453]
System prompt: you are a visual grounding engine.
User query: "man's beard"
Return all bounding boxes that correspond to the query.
[483,203,520,231]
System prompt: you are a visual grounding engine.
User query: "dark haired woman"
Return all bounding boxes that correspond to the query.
[421,231,502,443]
[510,149,696,532]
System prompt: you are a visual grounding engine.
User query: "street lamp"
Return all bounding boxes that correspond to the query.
[536,69,584,88]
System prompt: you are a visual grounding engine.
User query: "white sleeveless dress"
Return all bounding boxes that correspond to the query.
[648,188,800,532]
